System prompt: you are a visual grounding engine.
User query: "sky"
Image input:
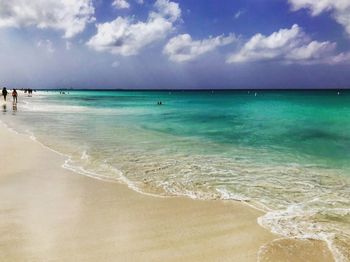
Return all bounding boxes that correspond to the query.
[0,0,350,89]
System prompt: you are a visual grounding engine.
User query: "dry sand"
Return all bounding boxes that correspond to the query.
[0,122,334,261]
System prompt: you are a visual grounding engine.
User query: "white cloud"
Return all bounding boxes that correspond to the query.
[113,0,142,5]
[87,0,181,56]
[86,17,173,56]
[152,0,181,22]
[234,10,245,19]
[328,52,350,64]
[112,0,130,9]
[289,0,350,36]
[37,39,55,53]
[164,34,235,62]
[0,0,95,38]
[227,24,337,64]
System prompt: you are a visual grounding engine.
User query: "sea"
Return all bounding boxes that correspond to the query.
[1,90,350,261]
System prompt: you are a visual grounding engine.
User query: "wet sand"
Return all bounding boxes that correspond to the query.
[0,123,334,261]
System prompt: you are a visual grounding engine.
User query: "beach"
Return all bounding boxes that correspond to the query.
[0,114,334,261]
[2,90,349,261]
[2,0,350,260]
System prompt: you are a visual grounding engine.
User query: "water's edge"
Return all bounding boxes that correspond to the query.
[0,120,338,262]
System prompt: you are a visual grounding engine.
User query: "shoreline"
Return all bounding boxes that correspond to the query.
[0,120,335,261]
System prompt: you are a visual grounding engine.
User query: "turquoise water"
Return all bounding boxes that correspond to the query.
[1,90,350,260]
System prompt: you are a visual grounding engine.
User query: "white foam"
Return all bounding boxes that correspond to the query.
[257,202,350,262]
[21,103,89,113]
[63,158,170,199]
[81,150,89,160]
[216,187,250,201]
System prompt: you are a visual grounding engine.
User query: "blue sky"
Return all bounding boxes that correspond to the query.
[0,0,350,89]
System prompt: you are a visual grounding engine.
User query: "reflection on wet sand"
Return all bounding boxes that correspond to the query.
[1,103,18,113]
[12,103,17,113]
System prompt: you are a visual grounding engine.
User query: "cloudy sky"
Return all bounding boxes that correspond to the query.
[0,0,350,89]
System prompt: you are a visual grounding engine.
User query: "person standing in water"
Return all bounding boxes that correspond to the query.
[2,87,8,101]
[12,89,18,104]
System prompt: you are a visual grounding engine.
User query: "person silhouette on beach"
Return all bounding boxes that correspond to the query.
[12,89,18,105]
[2,87,8,101]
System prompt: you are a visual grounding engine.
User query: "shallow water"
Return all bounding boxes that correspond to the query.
[1,90,350,261]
